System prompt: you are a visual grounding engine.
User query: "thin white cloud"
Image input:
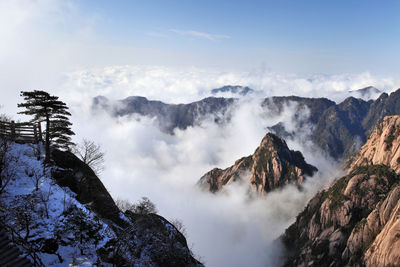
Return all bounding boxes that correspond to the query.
[170,28,230,41]
[146,31,169,38]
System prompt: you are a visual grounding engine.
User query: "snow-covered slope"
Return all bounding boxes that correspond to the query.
[0,142,202,266]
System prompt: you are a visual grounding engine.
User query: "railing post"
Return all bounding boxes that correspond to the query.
[10,121,16,140]
[33,124,38,143]
[38,122,42,141]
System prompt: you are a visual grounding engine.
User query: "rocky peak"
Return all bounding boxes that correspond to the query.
[198,133,317,194]
[349,115,400,173]
[349,86,382,100]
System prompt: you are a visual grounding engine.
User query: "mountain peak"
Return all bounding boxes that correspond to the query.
[198,132,317,194]
[349,86,382,100]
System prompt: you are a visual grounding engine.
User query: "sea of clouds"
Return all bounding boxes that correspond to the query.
[1,64,399,266]
[67,87,345,267]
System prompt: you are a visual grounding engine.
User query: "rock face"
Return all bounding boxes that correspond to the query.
[349,115,400,173]
[114,212,200,267]
[198,133,317,194]
[52,149,123,225]
[281,116,400,267]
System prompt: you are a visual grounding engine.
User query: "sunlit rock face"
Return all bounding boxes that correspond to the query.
[349,115,400,173]
[281,116,400,267]
[198,132,317,195]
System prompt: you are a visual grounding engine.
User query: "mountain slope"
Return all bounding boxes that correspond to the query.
[281,115,400,267]
[349,115,400,173]
[198,133,317,194]
[0,142,202,266]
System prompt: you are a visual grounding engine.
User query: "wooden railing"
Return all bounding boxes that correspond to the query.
[0,217,44,267]
[0,120,42,144]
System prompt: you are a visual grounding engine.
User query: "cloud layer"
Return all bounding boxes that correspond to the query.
[59,66,399,105]
[67,93,345,267]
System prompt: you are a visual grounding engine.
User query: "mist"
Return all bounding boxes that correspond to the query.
[0,61,395,265]
[61,92,344,267]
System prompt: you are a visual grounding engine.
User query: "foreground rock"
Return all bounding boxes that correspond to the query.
[52,149,203,266]
[198,133,317,194]
[281,116,400,267]
[0,143,202,266]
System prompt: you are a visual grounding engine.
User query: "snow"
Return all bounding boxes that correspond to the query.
[0,142,115,266]
[0,141,196,266]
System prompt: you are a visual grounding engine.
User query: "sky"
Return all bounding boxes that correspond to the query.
[67,0,400,73]
[0,0,399,114]
[1,0,399,74]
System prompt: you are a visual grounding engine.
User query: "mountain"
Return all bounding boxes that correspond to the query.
[281,115,400,267]
[349,115,400,173]
[0,142,203,266]
[198,133,317,194]
[349,86,382,100]
[92,87,400,160]
[267,89,400,160]
[211,85,254,96]
[93,95,235,134]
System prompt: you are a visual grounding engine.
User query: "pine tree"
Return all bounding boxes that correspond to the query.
[18,90,75,162]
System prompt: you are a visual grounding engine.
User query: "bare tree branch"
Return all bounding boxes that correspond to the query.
[72,139,105,175]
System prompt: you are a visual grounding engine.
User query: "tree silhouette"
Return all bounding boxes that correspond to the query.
[18,90,75,162]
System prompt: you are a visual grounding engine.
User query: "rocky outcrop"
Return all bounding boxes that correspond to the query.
[198,133,317,194]
[112,212,202,267]
[282,165,400,267]
[349,115,400,173]
[281,116,400,267]
[51,149,123,225]
[49,149,202,266]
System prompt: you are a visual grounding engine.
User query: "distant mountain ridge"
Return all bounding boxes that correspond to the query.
[349,86,382,100]
[92,87,400,161]
[93,95,235,133]
[211,85,254,96]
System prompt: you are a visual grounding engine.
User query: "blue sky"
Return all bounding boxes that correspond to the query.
[0,0,399,78]
[69,0,400,74]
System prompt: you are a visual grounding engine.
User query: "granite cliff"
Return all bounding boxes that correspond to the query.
[281,115,400,267]
[198,133,317,195]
